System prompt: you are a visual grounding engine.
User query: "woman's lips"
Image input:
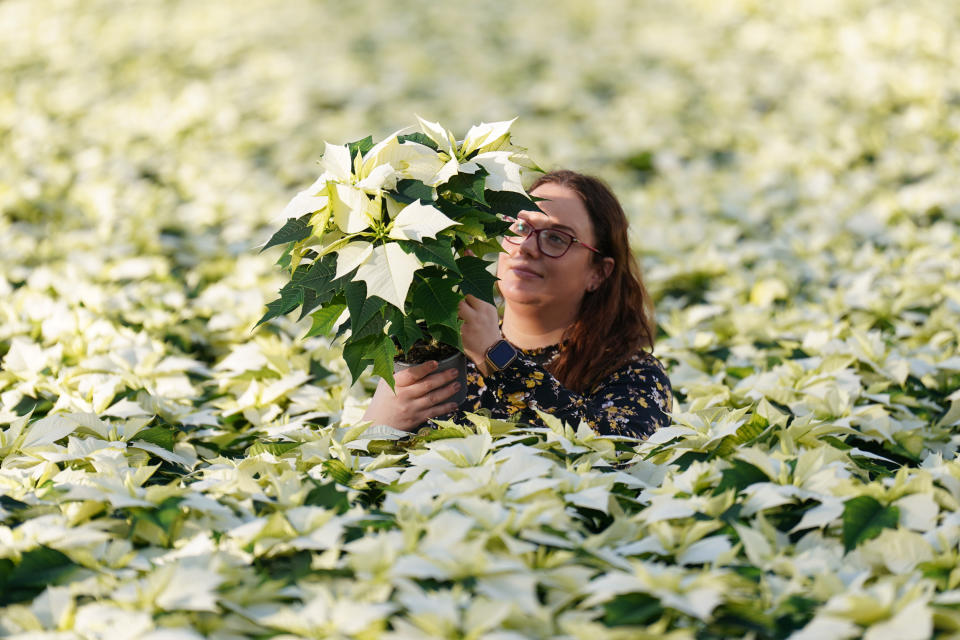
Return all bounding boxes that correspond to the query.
[509,264,542,279]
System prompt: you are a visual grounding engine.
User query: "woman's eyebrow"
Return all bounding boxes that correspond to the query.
[517,213,578,234]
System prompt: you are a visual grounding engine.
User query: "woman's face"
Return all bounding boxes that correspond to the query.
[496,182,609,316]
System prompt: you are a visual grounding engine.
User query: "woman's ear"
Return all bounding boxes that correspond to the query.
[601,257,614,279]
[588,257,615,291]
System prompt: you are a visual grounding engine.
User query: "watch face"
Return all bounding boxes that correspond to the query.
[487,340,517,368]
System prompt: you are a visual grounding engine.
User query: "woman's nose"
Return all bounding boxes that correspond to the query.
[517,230,541,257]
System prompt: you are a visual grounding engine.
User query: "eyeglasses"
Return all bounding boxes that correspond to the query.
[504,217,601,258]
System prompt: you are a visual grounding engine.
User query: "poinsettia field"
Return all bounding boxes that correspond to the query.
[2,1,960,638]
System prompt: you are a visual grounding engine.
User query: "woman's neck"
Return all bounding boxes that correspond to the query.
[501,303,576,349]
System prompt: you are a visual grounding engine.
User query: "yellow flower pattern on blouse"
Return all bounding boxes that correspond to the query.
[454,344,672,440]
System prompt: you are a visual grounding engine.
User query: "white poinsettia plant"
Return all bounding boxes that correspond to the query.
[258,117,538,387]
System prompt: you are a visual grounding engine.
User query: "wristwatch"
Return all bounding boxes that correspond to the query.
[485,338,519,372]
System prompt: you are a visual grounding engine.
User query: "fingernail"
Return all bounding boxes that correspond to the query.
[451,382,461,391]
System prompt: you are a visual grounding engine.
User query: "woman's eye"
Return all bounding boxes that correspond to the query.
[545,231,568,246]
[514,220,529,234]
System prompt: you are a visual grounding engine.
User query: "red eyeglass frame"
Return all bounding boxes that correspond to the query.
[503,217,601,257]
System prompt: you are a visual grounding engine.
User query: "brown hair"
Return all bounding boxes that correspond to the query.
[530,170,656,393]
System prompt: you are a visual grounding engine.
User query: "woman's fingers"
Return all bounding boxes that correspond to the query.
[459,293,502,370]
[402,375,461,425]
[459,295,496,323]
[396,367,459,408]
[394,360,439,387]
[418,379,461,417]
[410,369,460,403]
[424,400,460,419]
[462,294,498,319]
[365,364,460,431]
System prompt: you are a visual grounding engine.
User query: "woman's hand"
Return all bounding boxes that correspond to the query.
[362,361,461,431]
[458,294,502,376]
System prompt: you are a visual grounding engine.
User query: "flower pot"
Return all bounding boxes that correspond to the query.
[394,351,468,407]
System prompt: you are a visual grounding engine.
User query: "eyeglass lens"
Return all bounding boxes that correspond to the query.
[506,219,573,257]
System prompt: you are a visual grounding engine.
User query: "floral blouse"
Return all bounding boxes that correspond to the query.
[454,344,672,440]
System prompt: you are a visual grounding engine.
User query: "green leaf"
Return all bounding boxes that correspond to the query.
[412,237,461,274]
[452,218,486,242]
[257,285,305,327]
[305,480,350,514]
[719,503,744,526]
[421,427,470,442]
[0,495,29,513]
[735,412,769,444]
[345,280,387,336]
[397,132,439,150]
[0,547,79,606]
[821,435,852,451]
[714,459,769,494]
[12,395,49,417]
[292,253,341,297]
[725,365,755,380]
[773,595,821,638]
[342,335,377,382]
[305,302,347,338]
[411,276,462,331]
[334,315,352,341]
[275,248,293,271]
[246,440,301,456]
[323,458,355,486]
[434,198,482,221]
[711,436,739,459]
[850,455,896,479]
[602,593,664,627]
[261,215,312,253]
[464,237,505,258]
[426,322,462,352]
[351,307,387,342]
[130,496,185,547]
[441,167,488,204]
[298,288,321,320]
[484,189,535,218]
[390,311,424,353]
[676,451,715,471]
[456,255,498,304]
[309,359,334,382]
[393,178,435,204]
[368,334,397,388]
[842,495,899,552]
[347,135,374,160]
[345,296,389,343]
[445,209,506,244]
[135,424,176,451]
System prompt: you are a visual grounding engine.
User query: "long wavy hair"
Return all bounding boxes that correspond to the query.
[530,170,656,393]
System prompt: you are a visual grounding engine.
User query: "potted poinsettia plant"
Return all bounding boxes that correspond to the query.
[257,117,538,399]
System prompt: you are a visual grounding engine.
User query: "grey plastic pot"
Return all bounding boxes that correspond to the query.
[394,351,468,407]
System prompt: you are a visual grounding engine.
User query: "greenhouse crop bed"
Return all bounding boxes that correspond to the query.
[2,0,960,638]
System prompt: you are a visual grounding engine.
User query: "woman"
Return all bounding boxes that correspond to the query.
[364,170,672,439]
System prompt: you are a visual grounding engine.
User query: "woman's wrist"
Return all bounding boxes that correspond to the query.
[469,334,500,377]
[457,295,505,376]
